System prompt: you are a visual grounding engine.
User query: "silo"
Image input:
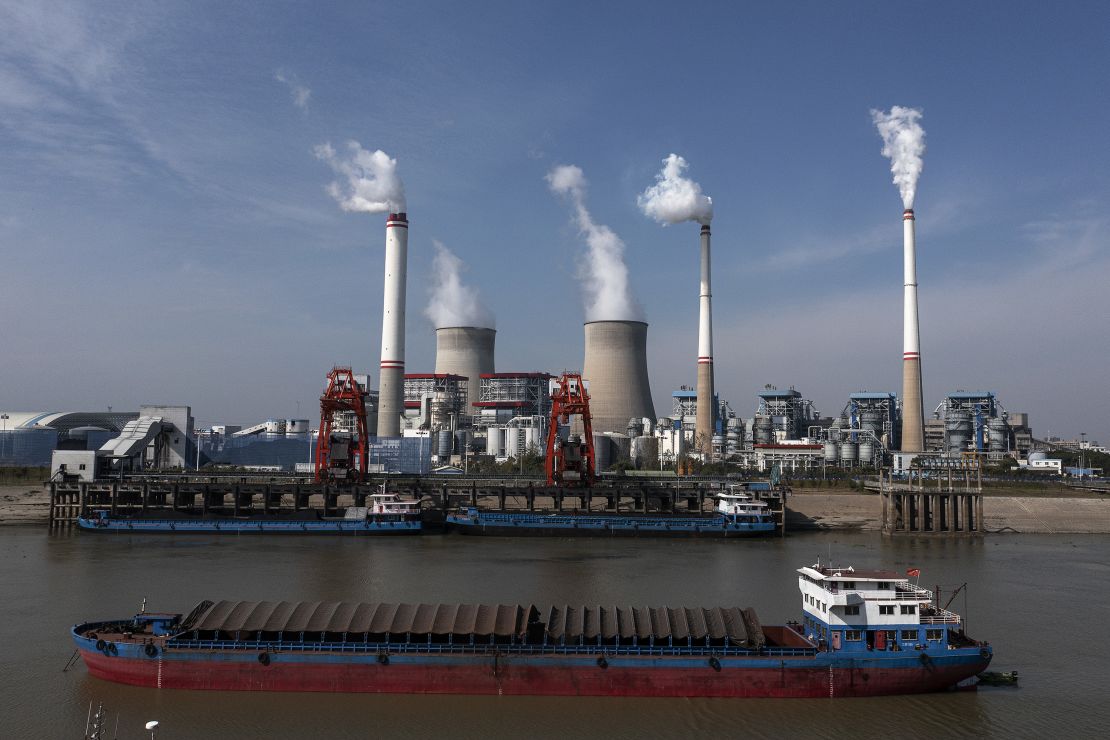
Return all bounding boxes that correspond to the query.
[632,436,659,469]
[859,441,876,467]
[436,430,453,459]
[285,419,310,434]
[988,418,1008,453]
[946,411,971,454]
[839,441,858,466]
[435,326,496,415]
[265,419,287,434]
[824,440,839,463]
[581,321,656,434]
[754,415,773,445]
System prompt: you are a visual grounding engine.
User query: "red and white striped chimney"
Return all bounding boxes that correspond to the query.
[376,212,408,437]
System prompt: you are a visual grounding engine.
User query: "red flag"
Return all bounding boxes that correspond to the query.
[906,568,921,578]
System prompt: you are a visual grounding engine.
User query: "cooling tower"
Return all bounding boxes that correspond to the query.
[435,326,496,414]
[696,223,715,454]
[581,320,656,434]
[900,208,925,452]
[376,212,408,438]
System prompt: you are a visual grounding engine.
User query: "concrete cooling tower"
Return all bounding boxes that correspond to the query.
[435,326,496,413]
[581,320,656,434]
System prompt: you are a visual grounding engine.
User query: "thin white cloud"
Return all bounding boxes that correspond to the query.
[274,69,311,111]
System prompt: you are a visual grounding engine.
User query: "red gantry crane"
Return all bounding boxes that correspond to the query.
[315,367,368,483]
[544,373,596,487]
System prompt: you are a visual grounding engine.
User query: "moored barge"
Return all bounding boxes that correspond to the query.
[72,564,992,697]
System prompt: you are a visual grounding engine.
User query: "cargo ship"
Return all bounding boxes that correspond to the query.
[71,563,992,697]
[76,489,421,535]
[447,491,776,537]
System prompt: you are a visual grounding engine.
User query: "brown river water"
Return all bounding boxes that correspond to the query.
[2,528,1107,738]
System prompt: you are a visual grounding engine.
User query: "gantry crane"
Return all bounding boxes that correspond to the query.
[544,373,596,487]
[314,367,368,482]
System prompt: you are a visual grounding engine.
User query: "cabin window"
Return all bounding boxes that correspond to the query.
[883,630,897,642]
[841,581,856,589]
[877,582,891,590]
[822,603,827,613]
[79,464,87,470]
[926,629,943,641]
[844,606,860,616]
[879,605,894,615]
[900,630,917,641]
[844,630,862,641]
[900,605,916,615]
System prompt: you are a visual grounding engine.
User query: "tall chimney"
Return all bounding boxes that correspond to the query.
[582,320,656,434]
[376,212,408,437]
[695,223,715,455]
[435,326,496,415]
[900,208,925,451]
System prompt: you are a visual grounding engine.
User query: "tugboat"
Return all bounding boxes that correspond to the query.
[76,485,422,535]
[446,487,777,537]
[70,563,992,697]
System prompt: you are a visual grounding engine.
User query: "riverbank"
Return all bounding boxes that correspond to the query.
[4,484,1109,533]
[788,488,1110,533]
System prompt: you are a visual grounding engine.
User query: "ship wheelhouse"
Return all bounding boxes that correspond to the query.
[796,564,964,653]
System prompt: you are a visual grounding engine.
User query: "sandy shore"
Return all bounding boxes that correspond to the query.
[5,484,1109,534]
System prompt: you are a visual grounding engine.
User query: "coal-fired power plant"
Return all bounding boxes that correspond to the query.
[696,223,715,454]
[377,212,409,438]
[434,326,495,414]
[900,208,925,452]
[581,320,656,434]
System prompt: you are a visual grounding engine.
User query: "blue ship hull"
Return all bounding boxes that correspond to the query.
[77,515,422,535]
[448,511,776,537]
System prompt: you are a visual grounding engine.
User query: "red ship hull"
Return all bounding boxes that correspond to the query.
[79,648,987,698]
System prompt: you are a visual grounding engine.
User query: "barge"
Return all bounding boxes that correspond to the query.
[447,490,776,537]
[76,489,421,535]
[71,564,992,697]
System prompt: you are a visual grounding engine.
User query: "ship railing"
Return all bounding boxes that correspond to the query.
[165,639,816,658]
[919,609,961,625]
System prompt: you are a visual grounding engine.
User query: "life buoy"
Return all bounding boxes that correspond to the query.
[378,653,389,665]
[95,639,107,651]
[597,655,608,669]
[258,652,270,666]
[709,656,722,672]
[979,647,991,660]
[144,643,158,657]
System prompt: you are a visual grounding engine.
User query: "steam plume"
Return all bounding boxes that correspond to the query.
[637,153,713,225]
[871,106,926,209]
[425,241,495,329]
[314,141,406,213]
[546,164,642,322]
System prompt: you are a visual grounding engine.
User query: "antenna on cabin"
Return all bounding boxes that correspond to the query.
[140,598,147,615]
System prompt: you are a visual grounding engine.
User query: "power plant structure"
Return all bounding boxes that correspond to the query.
[900,208,925,452]
[377,212,409,438]
[580,320,655,435]
[695,223,715,455]
[434,326,495,418]
[935,391,1011,459]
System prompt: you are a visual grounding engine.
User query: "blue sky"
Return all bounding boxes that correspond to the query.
[1,0,1107,442]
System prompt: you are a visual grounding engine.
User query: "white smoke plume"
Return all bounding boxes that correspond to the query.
[424,241,495,329]
[637,153,713,225]
[872,106,926,209]
[546,164,643,322]
[313,141,406,213]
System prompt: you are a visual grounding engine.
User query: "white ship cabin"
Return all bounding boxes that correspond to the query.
[716,492,770,521]
[344,488,420,519]
[796,564,962,652]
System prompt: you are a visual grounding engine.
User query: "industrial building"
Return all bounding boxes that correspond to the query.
[581,320,655,434]
[1,411,137,467]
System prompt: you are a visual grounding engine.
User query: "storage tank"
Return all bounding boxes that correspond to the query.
[285,419,310,434]
[839,441,858,466]
[486,428,505,457]
[626,417,644,439]
[945,411,972,454]
[632,436,659,469]
[436,430,453,459]
[454,430,469,457]
[264,419,287,434]
[824,440,839,463]
[859,441,876,467]
[592,433,612,473]
[581,321,656,434]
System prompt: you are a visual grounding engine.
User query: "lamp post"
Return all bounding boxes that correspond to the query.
[1,413,8,432]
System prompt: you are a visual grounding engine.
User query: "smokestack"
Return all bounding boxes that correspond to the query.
[435,326,496,414]
[696,223,715,454]
[901,208,925,451]
[376,212,408,437]
[582,320,656,434]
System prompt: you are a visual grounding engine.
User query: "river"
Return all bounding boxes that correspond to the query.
[2,529,1106,738]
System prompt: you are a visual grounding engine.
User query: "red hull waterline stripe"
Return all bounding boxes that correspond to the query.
[79,651,987,698]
